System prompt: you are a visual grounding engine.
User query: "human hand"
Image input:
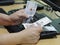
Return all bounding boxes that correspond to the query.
[9,9,28,25]
[20,24,42,44]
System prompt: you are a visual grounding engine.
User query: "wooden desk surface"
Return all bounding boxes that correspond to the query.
[0,3,60,45]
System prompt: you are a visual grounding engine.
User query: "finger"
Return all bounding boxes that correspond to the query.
[11,9,25,15]
[18,9,29,18]
[19,15,28,19]
[29,24,43,33]
[18,9,24,13]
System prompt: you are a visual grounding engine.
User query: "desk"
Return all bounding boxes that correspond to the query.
[0,2,60,45]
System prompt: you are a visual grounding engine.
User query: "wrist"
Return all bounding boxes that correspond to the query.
[17,31,25,44]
